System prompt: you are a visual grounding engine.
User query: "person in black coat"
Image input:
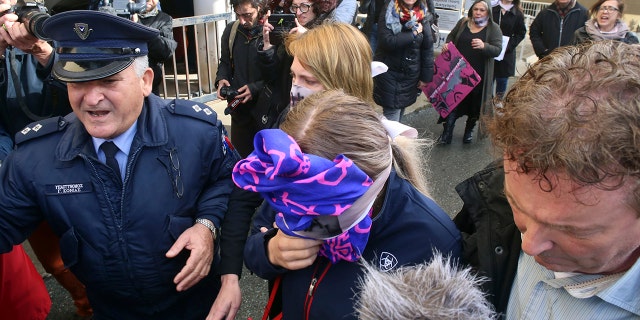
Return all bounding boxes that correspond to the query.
[373,0,434,122]
[529,0,588,59]
[215,0,267,157]
[134,0,178,95]
[362,0,436,53]
[492,0,526,98]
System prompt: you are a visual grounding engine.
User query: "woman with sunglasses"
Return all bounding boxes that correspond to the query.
[572,0,638,44]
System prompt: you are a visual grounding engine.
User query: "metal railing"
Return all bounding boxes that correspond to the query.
[159,12,232,104]
[517,1,550,69]
[157,2,550,102]
[521,1,549,26]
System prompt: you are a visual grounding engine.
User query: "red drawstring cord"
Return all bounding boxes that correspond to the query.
[261,258,332,320]
[262,275,282,320]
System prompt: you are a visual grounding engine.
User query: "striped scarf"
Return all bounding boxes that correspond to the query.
[385,0,428,34]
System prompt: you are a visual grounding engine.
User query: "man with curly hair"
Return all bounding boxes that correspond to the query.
[454,41,640,319]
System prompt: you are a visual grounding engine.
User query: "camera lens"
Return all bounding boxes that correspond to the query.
[21,10,50,40]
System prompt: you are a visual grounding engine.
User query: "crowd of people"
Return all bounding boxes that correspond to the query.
[1,0,639,319]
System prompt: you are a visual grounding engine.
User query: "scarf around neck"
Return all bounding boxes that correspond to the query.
[138,7,159,19]
[385,0,428,34]
[556,0,575,17]
[498,1,514,11]
[586,19,630,41]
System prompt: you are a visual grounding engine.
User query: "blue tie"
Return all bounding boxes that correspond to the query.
[100,141,121,178]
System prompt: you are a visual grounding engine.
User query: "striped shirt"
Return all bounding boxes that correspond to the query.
[506,251,640,319]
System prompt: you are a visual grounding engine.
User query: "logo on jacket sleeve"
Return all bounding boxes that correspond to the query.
[379,252,398,272]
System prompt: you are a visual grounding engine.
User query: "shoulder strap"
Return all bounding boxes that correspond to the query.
[14,116,68,144]
[229,20,241,62]
[9,50,50,121]
[167,99,219,125]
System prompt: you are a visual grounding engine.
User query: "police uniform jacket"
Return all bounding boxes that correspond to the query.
[0,94,239,318]
[244,171,462,319]
[453,162,521,317]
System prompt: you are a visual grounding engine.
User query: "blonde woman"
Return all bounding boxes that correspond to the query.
[286,22,374,105]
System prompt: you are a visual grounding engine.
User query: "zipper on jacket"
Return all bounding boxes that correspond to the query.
[303,258,331,319]
[558,17,564,48]
[307,278,318,297]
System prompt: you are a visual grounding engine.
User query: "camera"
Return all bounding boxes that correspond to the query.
[220,86,239,100]
[220,86,243,115]
[99,0,146,18]
[267,13,295,46]
[1,0,50,40]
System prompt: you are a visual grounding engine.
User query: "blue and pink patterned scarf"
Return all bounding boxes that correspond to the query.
[232,129,374,263]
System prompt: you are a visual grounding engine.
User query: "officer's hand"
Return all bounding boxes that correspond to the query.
[267,230,322,270]
[236,85,252,104]
[166,223,214,292]
[206,274,241,320]
[216,79,231,99]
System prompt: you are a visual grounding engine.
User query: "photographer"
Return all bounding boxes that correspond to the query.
[215,0,266,157]
[0,0,93,317]
[131,0,177,95]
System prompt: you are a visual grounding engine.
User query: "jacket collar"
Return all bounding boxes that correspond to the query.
[56,95,169,161]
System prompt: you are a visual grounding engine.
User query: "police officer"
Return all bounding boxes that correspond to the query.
[0,10,240,318]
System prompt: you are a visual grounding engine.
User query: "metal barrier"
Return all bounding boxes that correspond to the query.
[157,3,549,102]
[521,1,549,26]
[517,1,550,69]
[159,12,233,104]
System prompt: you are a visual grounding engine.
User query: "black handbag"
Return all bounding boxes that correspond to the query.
[252,84,286,130]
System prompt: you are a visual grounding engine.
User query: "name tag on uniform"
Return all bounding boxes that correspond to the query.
[45,183,93,195]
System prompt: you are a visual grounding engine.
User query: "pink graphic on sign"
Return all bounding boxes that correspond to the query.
[422,43,481,118]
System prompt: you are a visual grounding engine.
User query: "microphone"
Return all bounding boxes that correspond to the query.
[355,252,496,320]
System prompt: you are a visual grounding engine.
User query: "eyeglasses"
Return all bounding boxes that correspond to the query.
[598,6,619,13]
[235,11,256,19]
[169,148,183,199]
[290,3,312,13]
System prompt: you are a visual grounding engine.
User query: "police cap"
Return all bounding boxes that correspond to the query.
[42,10,159,82]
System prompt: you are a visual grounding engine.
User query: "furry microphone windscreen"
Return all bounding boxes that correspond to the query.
[355,252,497,320]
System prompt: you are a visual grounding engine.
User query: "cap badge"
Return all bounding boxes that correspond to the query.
[74,23,92,40]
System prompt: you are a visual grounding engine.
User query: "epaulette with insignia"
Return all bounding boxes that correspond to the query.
[168,99,219,125]
[15,117,68,145]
